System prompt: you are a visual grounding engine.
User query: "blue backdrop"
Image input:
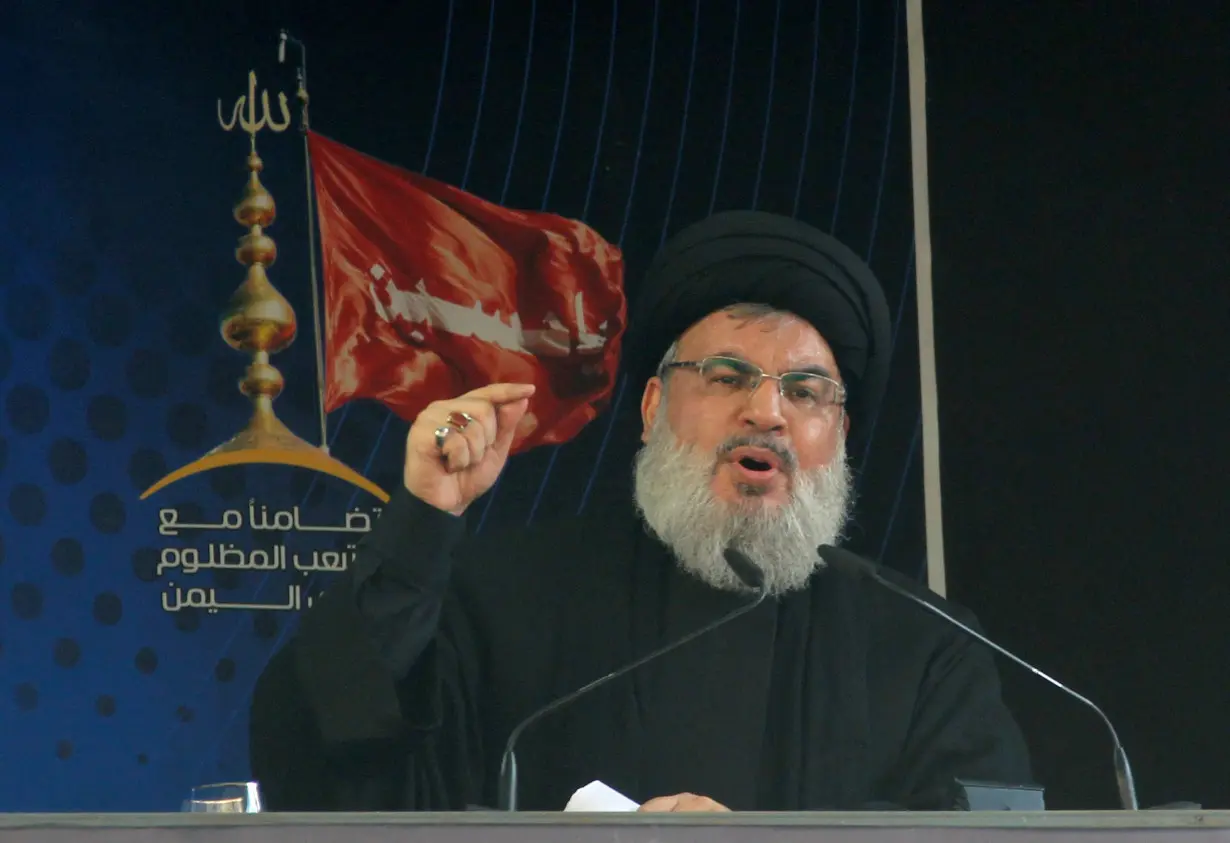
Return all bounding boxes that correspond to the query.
[0,0,923,812]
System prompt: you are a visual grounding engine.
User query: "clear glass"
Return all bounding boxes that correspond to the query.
[182,781,263,813]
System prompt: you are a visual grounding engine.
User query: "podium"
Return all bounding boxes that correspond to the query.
[2,812,1228,843]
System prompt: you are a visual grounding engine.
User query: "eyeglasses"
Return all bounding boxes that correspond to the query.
[660,356,846,413]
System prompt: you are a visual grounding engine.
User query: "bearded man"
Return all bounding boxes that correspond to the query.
[249,211,1031,813]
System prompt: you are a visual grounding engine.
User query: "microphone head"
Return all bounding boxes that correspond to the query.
[817,544,876,580]
[722,548,765,590]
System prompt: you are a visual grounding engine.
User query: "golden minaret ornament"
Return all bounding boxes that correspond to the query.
[140,68,387,502]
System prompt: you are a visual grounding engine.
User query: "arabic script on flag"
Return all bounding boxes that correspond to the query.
[308,131,626,453]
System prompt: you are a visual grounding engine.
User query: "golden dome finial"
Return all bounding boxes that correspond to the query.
[220,130,297,422]
[140,67,387,503]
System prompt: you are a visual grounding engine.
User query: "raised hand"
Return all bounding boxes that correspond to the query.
[402,383,536,516]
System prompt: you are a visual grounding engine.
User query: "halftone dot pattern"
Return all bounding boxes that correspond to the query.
[6,384,49,434]
[89,493,126,534]
[6,285,52,342]
[52,538,84,577]
[128,449,167,493]
[212,567,242,592]
[10,483,47,526]
[53,638,81,668]
[253,613,278,640]
[174,609,201,634]
[53,247,96,298]
[48,438,88,485]
[87,395,127,441]
[48,339,91,391]
[166,403,208,450]
[86,294,132,348]
[1,0,921,814]
[131,548,159,582]
[167,307,214,358]
[134,649,158,675]
[126,350,169,399]
[93,593,123,625]
[12,583,43,619]
[15,684,39,711]
[206,357,248,411]
[207,465,247,502]
[128,262,173,308]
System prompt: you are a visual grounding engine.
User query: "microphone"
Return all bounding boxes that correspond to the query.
[496,548,767,811]
[277,30,287,63]
[817,545,1139,811]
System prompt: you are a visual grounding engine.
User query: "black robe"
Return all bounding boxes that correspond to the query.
[249,486,1032,812]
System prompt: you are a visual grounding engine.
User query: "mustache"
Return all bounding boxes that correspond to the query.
[716,434,799,474]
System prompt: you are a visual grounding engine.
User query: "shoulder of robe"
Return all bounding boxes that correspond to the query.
[830,550,991,645]
[448,503,643,602]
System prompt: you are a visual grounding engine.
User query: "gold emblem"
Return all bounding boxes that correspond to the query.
[141,67,388,503]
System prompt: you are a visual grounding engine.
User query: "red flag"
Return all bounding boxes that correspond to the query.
[307,131,626,453]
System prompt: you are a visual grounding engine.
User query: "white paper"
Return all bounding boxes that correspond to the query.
[564,780,641,812]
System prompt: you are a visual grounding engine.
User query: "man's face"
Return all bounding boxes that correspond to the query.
[639,310,848,511]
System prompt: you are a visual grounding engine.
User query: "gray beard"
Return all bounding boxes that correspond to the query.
[632,413,854,596]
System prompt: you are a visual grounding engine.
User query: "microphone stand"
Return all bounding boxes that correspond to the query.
[820,545,1139,811]
[497,550,767,811]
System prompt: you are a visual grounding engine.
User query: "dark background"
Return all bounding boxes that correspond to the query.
[1,0,1226,813]
[924,1,1230,810]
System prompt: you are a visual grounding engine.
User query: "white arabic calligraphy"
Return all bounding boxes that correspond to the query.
[157,502,378,537]
[152,499,378,614]
[156,544,357,577]
[162,583,306,613]
[368,267,609,358]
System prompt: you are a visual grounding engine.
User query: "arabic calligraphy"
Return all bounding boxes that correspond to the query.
[217,70,292,134]
[368,267,610,359]
[156,544,356,576]
[163,583,306,614]
[151,498,381,616]
[157,500,378,536]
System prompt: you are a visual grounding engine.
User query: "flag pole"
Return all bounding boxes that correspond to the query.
[904,0,946,595]
[279,29,330,453]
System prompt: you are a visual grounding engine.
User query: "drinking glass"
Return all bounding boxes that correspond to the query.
[182,781,263,813]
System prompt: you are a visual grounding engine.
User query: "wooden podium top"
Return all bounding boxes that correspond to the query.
[1,811,1228,843]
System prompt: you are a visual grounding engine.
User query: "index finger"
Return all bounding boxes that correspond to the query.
[461,382,537,405]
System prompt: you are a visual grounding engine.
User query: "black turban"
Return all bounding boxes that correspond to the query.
[624,210,892,436]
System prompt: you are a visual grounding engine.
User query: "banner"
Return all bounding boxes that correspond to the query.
[310,130,626,451]
[0,0,923,812]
